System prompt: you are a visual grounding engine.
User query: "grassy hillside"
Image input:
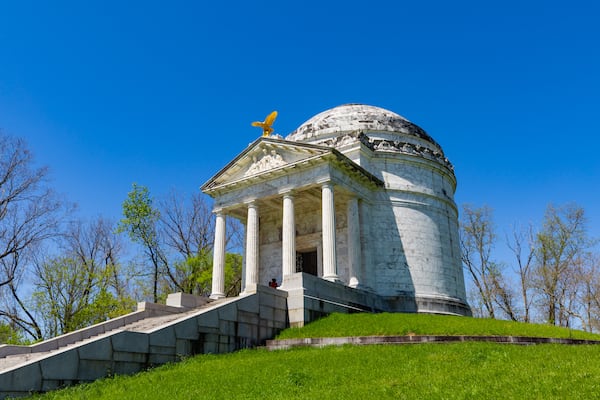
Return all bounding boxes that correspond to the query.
[276,312,600,340]
[30,314,600,400]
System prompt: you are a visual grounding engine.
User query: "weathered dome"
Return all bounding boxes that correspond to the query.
[286,103,439,147]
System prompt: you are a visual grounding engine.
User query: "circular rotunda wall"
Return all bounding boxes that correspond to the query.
[287,104,470,316]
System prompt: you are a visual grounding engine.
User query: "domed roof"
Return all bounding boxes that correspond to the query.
[286,104,439,146]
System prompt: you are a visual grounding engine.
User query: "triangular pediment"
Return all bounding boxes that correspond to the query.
[201,138,334,192]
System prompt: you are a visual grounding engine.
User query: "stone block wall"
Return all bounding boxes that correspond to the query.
[284,273,390,327]
[283,272,471,327]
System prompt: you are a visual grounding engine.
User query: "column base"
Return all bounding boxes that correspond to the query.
[209,293,225,300]
[348,277,360,288]
[322,274,341,283]
[241,283,258,295]
[278,274,297,290]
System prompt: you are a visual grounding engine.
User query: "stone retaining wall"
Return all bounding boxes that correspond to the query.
[266,335,600,350]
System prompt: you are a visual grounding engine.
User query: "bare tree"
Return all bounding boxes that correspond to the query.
[460,204,517,320]
[580,253,600,332]
[506,223,537,322]
[461,205,498,318]
[65,217,129,298]
[0,134,66,339]
[159,191,214,259]
[534,203,589,326]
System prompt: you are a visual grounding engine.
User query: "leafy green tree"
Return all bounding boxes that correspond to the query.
[27,217,135,338]
[74,288,136,328]
[223,253,243,296]
[33,255,135,337]
[0,322,23,344]
[196,253,243,297]
[117,184,243,301]
[116,184,182,302]
[172,251,242,297]
[173,250,213,295]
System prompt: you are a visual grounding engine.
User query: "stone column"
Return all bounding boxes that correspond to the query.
[210,212,226,299]
[243,201,259,292]
[240,226,246,293]
[347,197,361,288]
[359,200,372,290]
[321,182,339,281]
[282,192,296,278]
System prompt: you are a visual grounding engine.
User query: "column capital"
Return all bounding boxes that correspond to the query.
[281,189,295,198]
[316,178,335,188]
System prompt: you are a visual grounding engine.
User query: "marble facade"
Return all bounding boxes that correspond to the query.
[202,104,471,316]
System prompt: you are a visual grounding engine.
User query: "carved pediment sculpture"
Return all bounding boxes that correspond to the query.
[244,148,287,177]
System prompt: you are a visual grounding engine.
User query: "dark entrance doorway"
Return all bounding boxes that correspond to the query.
[296,250,318,276]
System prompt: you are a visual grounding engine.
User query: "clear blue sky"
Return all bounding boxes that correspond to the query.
[1,0,599,264]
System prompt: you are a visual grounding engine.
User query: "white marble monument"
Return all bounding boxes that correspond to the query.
[0,105,471,397]
[202,104,470,316]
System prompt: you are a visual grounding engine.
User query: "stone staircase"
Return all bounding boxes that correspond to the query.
[0,273,384,398]
[0,305,205,373]
[0,288,289,399]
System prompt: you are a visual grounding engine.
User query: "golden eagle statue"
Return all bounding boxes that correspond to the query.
[251,111,278,137]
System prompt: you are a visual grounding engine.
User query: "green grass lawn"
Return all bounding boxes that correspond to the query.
[33,344,600,400]
[29,313,600,400]
[276,312,600,340]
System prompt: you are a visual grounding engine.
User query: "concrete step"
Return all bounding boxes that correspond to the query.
[121,299,226,333]
[123,312,193,332]
[0,352,48,372]
[0,305,211,372]
[0,297,229,374]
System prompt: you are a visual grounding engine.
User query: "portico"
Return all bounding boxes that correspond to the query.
[202,138,383,299]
